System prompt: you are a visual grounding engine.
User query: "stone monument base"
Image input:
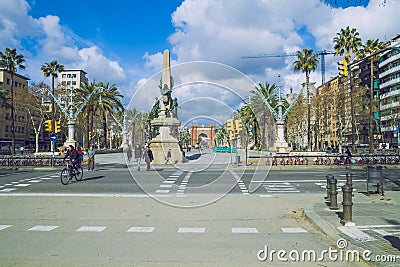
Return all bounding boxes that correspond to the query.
[275,141,291,154]
[150,118,185,164]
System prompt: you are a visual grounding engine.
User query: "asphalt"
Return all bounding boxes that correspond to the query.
[2,149,400,266]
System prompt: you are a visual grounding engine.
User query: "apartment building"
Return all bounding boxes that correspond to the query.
[58,69,88,89]
[379,34,400,147]
[0,69,34,152]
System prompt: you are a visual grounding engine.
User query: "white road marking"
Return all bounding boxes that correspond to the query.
[281,227,308,233]
[160,184,173,188]
[0,225,12,231]
[28,225,59,231]
[156,189,170,193]
[29,180,42,183]
[178,227,205,233]
[76,226,106,232]
[0,188,17,192]
[127,227,155,233]
[14,184,31,187]
[338,226,376,242]
[232,228,259,233]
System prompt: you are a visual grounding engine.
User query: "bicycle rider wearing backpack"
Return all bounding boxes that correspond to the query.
[64,145,80,173]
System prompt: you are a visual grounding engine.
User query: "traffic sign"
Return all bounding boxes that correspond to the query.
[50,133,57,142]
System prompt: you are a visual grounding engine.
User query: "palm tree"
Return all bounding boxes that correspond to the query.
[333,26,362,152]
[357,39,387,154]
[75,80,98,147]
[293,48,319,151]
[0,48,26,155]
[96,82,124,149]
[250,82,278,150]
[40,60,65,125]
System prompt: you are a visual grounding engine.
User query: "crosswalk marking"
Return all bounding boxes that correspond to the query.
[76,226,106,232]
[232,228,258,233]
[281,228,307,233]
[127,227,155,233]
[0,225,12,231]
[28,225,59,231]
[14,184,31,187]
[178,227,205,233]
[263,181,300,193]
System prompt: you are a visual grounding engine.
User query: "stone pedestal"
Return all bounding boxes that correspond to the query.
[150,117,185,164]
[275,122,291,154]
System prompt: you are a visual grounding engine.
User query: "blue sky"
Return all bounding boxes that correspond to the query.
[1,0,399,125]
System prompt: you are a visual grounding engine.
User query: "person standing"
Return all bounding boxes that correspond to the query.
[165,149,172,164]
[134,144,142,171]
[143,146,154,171]
[87,146,95,171]
[126,146,133,162]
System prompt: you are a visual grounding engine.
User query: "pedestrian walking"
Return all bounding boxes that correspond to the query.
[126,146,133,162]
[165,149,172,164]
[87,145,95,171]
[134,144,142,171]
[143,146,154,171]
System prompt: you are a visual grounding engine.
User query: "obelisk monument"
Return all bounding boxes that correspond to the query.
[150,50,185,164]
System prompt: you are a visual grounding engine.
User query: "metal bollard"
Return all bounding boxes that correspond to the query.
[377,182,384,196]
[325,174,333,200]
[329,177,338,210]
[346,173,353,187]
[341,184,354,226]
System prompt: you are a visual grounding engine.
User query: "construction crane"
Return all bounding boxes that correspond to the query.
[242,50,336,84]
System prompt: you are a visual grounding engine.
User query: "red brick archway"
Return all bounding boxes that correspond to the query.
[190,123,215,148]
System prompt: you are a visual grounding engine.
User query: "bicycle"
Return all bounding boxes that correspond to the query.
[60,160,83,185]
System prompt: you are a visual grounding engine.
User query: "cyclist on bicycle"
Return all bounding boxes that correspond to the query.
[64,145,80,174]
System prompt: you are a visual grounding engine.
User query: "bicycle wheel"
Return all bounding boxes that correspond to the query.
[60,168,70,185]
[75,166,83,181]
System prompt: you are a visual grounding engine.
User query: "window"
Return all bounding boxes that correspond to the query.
[62,74,66,78]
[6,78,10,85]
[72,81,76,85]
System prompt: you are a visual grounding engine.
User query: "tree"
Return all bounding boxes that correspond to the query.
[293,48,319,151]
[0,48,26,155]
[96,82,124,149]
[25,82,50,153]
[75,80,98,148]
[357,39,387,154]
[333,26,362,152]
[40,61,64,152]
[250,82,278,150]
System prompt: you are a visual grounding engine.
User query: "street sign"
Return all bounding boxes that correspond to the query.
[50,133,57,142]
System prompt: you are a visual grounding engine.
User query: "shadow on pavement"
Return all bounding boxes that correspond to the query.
[82,176,106,182]
[383,236,400,251]
[185,153,201,160]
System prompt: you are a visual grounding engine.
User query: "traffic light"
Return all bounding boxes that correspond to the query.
[89,131,93,140]
[235,119,243,132]
[229,132,235,140]
[55,121,61,133]
[44,120,53,132]
[226,119,234,132]
[338,59,348,77]
[226,135,230,142]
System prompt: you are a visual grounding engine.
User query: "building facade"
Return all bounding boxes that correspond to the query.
[0,69,35,153]
[378,35,400,147]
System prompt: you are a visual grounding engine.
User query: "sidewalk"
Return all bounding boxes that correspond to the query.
[305,191,400,266]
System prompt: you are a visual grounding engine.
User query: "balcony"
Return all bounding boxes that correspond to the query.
[380,101,399,111]
[380,77,400,90]
[379,52,400,68]
[380,89,400,100]
[379,65,400,79]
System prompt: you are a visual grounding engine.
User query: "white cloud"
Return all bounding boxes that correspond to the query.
[0,0,127,93]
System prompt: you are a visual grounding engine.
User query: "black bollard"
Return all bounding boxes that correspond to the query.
[341,184,354,225]
[329,177,338,210]
[377,182,384,196]
[325,174,333,200]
